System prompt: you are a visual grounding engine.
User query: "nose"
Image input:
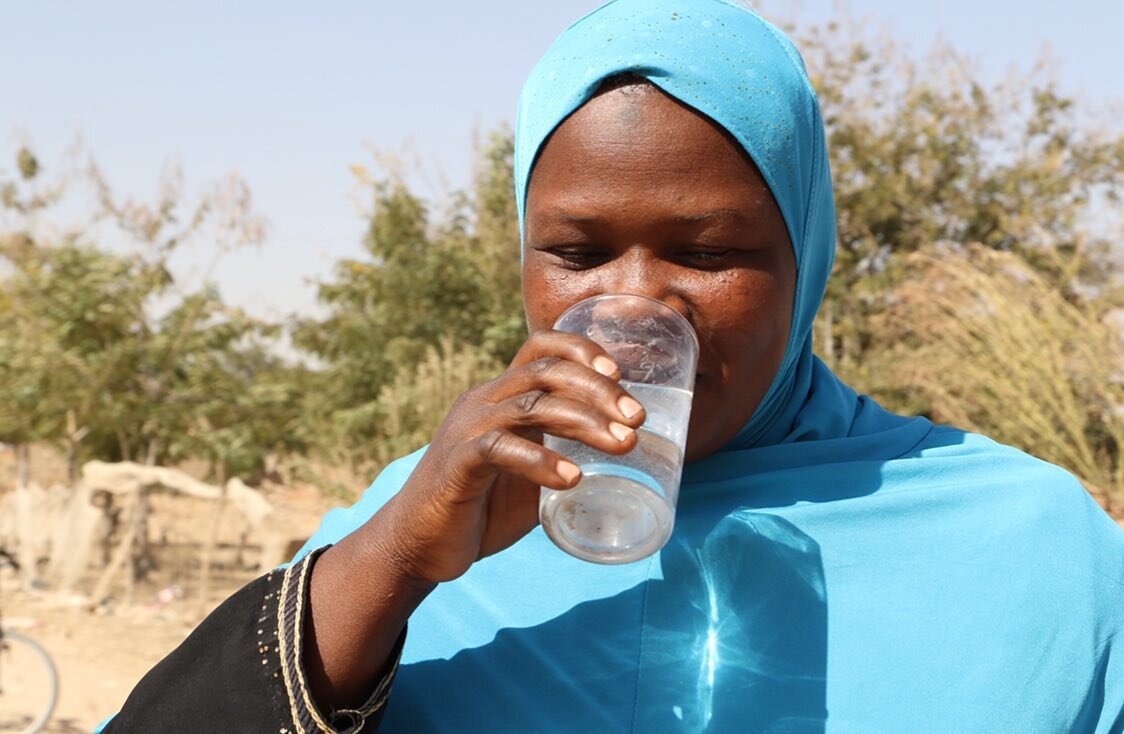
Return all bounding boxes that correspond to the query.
[601,250,691,321]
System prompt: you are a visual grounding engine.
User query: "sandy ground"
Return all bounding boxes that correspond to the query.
[2,572,248,733]
[0,470,350,733]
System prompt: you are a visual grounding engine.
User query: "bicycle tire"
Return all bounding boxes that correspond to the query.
[0,628,59,734]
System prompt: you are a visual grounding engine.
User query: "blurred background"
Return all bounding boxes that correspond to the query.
[1,1,1122,730]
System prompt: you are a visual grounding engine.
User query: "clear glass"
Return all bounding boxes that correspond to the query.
[539,294,699,564]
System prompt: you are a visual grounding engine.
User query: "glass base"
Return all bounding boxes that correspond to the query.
[540,474,673,564]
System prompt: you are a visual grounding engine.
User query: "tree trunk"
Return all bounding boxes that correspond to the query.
[15,443,30,488]
[820,309,835,369]
[90,493,140,607]
[116,428,132,463]
[144,438,159,466]
[126,438,160,599]
[65,409,89,485]
[196,463,228,616]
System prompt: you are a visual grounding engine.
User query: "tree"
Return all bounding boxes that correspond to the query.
[790,20,1124,375]
[293,133,522,464]
[0,238,160,481]
[0,145,295,484]
[466,128,525,360]
[1,144,310,591]
[1,146,97,483]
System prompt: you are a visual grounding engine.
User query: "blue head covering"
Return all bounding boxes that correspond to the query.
[514,0,840,449]
[268,3,1123,732]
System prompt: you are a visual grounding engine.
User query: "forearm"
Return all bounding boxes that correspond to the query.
[304,502,436,710]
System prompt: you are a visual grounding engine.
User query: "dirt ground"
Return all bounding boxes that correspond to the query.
[0,446,358,733]
[3,571,251,733]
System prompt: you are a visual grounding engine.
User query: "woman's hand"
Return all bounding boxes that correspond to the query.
[371,330,647,585]
[305,331,646,709]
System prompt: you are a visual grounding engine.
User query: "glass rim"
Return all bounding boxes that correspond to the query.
[552,293,700,355]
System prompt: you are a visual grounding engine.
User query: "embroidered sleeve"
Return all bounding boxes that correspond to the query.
[98,548,403,733]
[278,549,404,733]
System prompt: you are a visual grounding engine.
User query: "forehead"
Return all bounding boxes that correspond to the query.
[525,86,777,226]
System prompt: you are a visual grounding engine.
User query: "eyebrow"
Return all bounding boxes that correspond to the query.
[663,208,751,225]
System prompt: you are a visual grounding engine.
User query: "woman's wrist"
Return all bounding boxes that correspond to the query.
[303,507,435,711]
[361,497,444,595]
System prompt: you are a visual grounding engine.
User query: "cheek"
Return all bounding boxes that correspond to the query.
[699,273,792,378]
[683,272,793,456]
[521,259,557,332]
[522,258,600,333]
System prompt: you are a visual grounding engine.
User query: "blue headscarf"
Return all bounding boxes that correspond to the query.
[282,2,1124,731]
[515,0,853,451]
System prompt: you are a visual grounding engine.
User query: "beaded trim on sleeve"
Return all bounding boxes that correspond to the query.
[277,549,400,734]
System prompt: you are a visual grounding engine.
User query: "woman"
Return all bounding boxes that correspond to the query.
[101,0,1123,731]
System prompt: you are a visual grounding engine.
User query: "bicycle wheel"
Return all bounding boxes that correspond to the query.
[0,629,59,734]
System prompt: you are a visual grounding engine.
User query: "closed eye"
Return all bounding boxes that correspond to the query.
[678,248,735,269]
[541,246,612,270]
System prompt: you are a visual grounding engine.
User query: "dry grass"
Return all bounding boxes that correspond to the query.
[371,336,503,467]
[869,244,1124,513]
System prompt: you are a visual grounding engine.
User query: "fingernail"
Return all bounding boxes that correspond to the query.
[618,395,643,419]
[556,460,581,484]
[609,422,633,442]
[592,356,618,377]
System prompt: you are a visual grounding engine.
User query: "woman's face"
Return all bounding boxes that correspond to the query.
[523,84,797,461]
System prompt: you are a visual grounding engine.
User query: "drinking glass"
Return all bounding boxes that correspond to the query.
[539,294,699,564]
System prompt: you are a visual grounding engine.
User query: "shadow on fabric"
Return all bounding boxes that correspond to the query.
[383,513,826,733]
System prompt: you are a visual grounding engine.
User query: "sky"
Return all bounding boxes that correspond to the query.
[3,0,1122,321]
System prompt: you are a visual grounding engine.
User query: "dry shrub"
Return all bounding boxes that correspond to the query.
[870,244,1124,511]
[372,336,503,467]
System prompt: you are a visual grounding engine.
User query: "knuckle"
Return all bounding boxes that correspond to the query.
[526,355,562,377]
[516,331,552,360]
[525,330,552,348]
[449,390,475,414]
[454,378,503,410]
[454,380,491,407]
[474,428,512,464]
[514,389,549,417]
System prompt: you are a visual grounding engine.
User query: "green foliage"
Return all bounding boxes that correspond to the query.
[0,241,156,449]
[794,23,1124,375]
[0,147,296,481]
[294,132,523,462]
[469,130,526,359]
[169,337,310,479]
[371,336,503,467]
[16,147,39,181]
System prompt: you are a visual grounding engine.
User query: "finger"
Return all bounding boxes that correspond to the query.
[491,355,646,428]
[510,330,621,380]
[498,391,639,456]
[453,428,583,491]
